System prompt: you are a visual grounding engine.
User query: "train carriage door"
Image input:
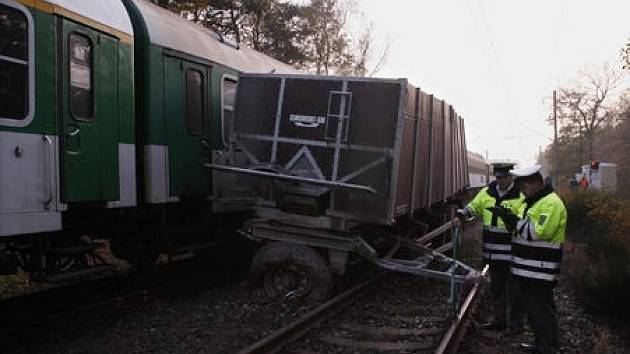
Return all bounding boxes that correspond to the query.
[60,20,119,202]
[163,57,210,196]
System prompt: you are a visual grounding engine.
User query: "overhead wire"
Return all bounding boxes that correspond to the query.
[471,0,554,160]
[460,0,490,156]
[461,0,515,157]
[552,0,567,85]
[474,0,515,143]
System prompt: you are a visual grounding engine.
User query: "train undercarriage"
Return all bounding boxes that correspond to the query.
[0,201,252,283]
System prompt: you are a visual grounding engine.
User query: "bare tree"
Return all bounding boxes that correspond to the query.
[351,22,391,77]
[553,63,623,163]
[622,38,630,71]
[352,23,372,77]
[367,37,390,77]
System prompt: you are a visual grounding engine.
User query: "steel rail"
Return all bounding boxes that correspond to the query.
[236,272,384,354]
[434,264,490,354]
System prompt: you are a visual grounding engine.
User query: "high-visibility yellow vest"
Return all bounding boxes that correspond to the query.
[465,182,524,263]
[511,185,566,284]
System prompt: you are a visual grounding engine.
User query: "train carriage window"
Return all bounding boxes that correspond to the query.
[186,69,204,135]
[221,76,237,146]
[0,3,31,122]
[69,33,93,120]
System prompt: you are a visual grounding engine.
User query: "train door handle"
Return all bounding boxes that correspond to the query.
[42,135,53,209]
[66,126,81,153]
[67,127,80,137]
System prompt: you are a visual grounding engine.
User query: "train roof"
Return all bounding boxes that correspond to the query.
[467,151,486,160]
[47,0,133,36]
[131,0,298,74]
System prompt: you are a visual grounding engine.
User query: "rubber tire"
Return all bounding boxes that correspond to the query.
[250,242,333,303]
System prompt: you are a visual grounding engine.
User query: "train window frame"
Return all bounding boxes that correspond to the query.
[68,32,94,121]
[185,68,205,136]
[0,0,35,127]
[221,74,238,147]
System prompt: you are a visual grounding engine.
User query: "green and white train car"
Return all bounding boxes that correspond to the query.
[0,0,296,278]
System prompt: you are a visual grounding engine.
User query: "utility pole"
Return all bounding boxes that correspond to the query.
[553,90,558,186]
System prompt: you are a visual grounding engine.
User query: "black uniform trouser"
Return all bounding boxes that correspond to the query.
[512,277,559,354]
[488,261,510,325]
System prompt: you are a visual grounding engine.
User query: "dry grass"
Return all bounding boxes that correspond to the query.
[0,272,32,299]
[591,329,625,354]
[561,190,630,320]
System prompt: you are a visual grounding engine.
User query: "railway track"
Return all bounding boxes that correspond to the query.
[0,257,248,343]
[237,265,489,354]
[1,221,485,354]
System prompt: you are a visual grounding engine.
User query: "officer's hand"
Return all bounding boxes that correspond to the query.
[453,209,467,226]
[487,206,518,232]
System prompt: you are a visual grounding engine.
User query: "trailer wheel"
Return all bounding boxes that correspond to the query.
[250,242,332,302]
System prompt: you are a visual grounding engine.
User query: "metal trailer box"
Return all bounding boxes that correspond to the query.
[211,74,468,226]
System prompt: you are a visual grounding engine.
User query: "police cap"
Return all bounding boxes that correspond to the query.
[510,165,543,182]
[491,161,516,177]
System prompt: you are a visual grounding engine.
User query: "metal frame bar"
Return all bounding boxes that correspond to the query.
[284,146,326,180]
[388,81,408,220]
[413,221,454,245]
[329,80,349,211]
[461,118,470,186]
[243,219,480,285]
[443,101,448,200]
[337,156,387,184]
[249,222,357,252]
[410,87,421,216]
[271,78,286,163]
[324,90,353,142]
[234,141,260,165]
[426,95,435,208]
[237,133,394,156]
[205,163,377,193]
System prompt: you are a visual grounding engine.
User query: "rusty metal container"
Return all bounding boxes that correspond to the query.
[210,74,469,226]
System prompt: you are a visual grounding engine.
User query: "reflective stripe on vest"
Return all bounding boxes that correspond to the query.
[516,219,539,240]
[513,256,560,270]
[483,243,511,251]
[482,252,512,261]
[481,226,512,263]
[511,268,560,281]
[511,238,562,283]
[512,237,562,250]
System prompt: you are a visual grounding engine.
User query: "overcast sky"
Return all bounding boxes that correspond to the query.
[352,0,630,166]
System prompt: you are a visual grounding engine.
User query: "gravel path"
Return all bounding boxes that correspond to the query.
[3,221,627,354]
[2,265,321,354]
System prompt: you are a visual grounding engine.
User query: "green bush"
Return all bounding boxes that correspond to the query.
[561,190,630,320]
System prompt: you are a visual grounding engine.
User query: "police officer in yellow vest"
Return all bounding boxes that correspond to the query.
[489,165,566,354]
[454,162,524,331]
